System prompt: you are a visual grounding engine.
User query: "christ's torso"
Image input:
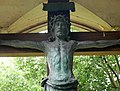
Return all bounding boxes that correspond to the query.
[43,40,77,85]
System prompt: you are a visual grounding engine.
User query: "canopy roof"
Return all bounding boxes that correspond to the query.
[0,0,120,33]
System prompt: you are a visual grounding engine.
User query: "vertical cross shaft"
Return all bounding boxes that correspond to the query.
[43,0,75,32]
[48,0,70,32]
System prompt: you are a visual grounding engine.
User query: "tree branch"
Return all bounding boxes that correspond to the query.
[102,56,120,87]
[93,56,117,87]
[100,57,117,87]
[114,55,120,72]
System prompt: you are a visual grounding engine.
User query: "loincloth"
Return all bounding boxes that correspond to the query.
[41,77,78,90]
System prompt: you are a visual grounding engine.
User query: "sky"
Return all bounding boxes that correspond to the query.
[0,57,14,66]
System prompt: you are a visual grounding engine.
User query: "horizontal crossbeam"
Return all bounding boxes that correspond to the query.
[0,31,120,56]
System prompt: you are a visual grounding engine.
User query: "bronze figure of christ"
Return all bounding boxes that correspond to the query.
[0,15,120,91]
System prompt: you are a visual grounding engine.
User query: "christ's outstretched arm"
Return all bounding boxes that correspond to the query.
[0,40,45,51]
[76,39,120,50]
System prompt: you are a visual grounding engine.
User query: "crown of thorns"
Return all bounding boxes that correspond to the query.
[49,15,70,30]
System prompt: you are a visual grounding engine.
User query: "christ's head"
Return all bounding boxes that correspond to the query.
[49,15,70,41]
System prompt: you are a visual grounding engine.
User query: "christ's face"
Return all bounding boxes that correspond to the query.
[54,21,68,39]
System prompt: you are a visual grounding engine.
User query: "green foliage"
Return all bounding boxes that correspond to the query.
[73,56,109,91]
[0,57,47,91]
[73,55,120,91]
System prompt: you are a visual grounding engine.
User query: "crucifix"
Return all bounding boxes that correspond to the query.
[0,0,120,91]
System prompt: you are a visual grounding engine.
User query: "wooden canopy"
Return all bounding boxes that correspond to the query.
[0,0,120,33]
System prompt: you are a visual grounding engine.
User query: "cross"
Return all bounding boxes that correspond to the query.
[0,0,120,91]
